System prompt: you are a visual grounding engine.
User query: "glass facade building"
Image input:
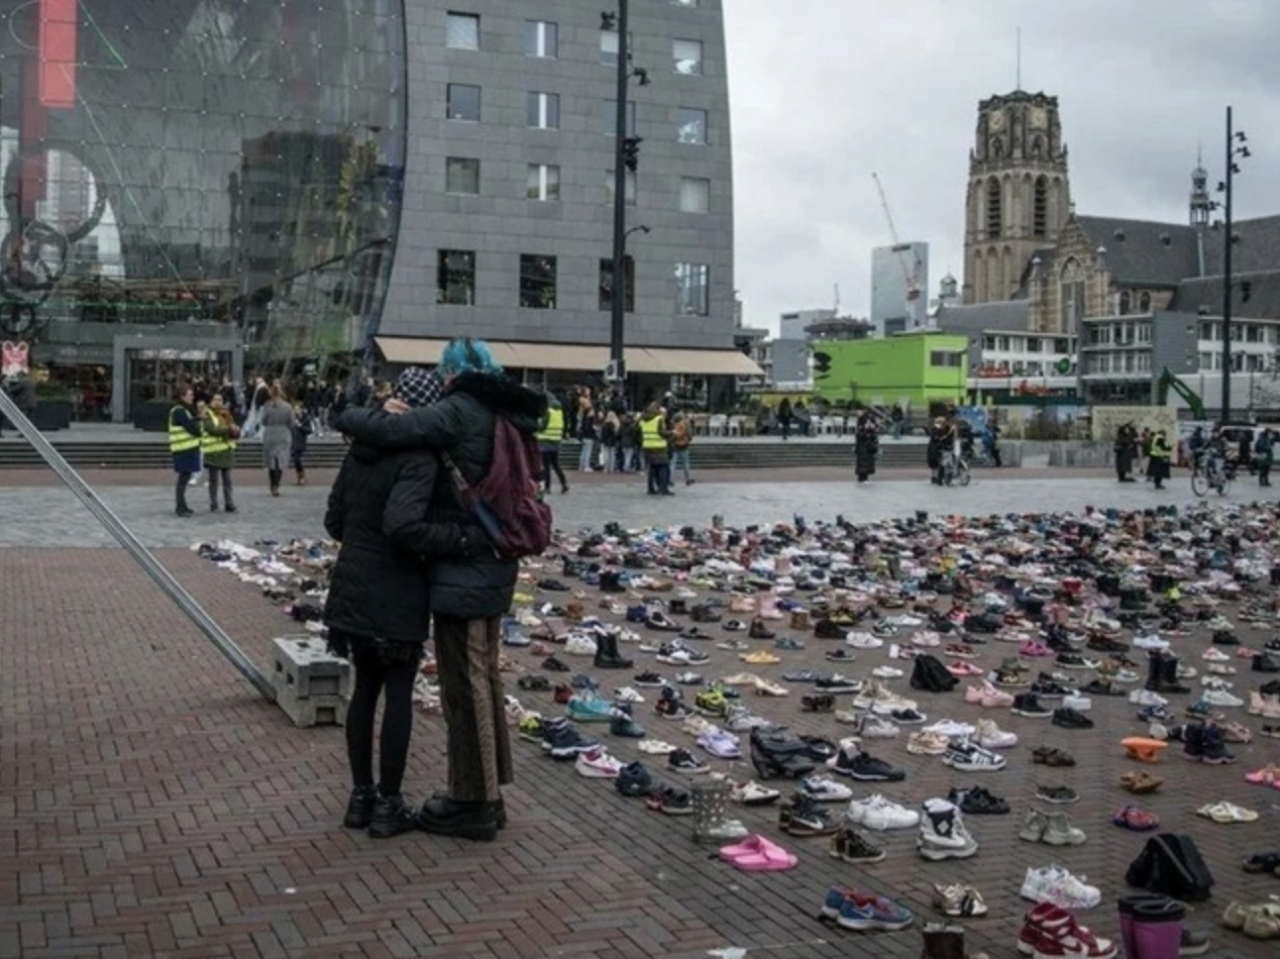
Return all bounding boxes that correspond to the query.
[0,0,405,418]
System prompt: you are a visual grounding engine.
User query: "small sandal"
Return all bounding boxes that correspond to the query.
[1112,804,1161,831]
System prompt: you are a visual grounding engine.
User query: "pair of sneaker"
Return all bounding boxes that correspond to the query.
[1019,865,1102,910]
[1018,901,1114,957]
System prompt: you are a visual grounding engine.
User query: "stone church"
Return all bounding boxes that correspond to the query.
[955,90,1280,333]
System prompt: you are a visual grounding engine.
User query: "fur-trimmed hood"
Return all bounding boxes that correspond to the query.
[447,372,547,433]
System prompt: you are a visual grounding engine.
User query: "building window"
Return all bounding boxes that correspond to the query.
[985,177,1001,239]
[599,256,636,312]
[524,20,558,58]
[601,99,638,136]
[446,12,480,50]
[1139,291,1151,312]
[983,336,996,350]
[1060,259,1086,328]
[437,250,476,305]
[447,84,481,121]
[930,351,962,368]
[1118,291,1131,315]
[1026,337,1041,353]
[1054,338,1069,353]
[606,169,637,206]
[601,30,632,66]
[527,92,560,129]
[520,255,557,309]
[445,157,480,195]
[673,38,704,75]
[527,163,561,201]
[675,263,710,315]
[677,107,708,144]
[1033,175,1048,238]
[679,177,710,213]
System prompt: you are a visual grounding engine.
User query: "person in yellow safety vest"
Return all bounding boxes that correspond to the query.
[1148,428,1173,490]
[168,385,203,517]
[639,401,673,495]
[201,394,241,513]
[537,393,569,494]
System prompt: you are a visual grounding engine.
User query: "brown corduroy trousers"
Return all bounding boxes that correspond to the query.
[432,614,513,802]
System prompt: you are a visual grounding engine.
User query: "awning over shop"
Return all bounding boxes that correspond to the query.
[373,337,762,377]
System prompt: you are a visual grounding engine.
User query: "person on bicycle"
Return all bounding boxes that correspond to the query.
[927,416,955,485]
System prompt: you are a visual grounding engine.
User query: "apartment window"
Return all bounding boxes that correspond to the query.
[445,157,480,195]
[447,84,481,121]
[527,92,560,129]
[606,169,637,206]
[437,250,476,305]
[601,99,637,136]
[599,256,636,312]
[673,38,704,75]
[524,20,558,58]
[1054,338,1069,353]
[983,336,996,350]
[996,336,1009,351]
[526,164,561,201]
[1026,337,1041,353]
[677,107,708,144]
[675,263,709,315]
[520,255,557,309]
[679,177,710,213]
[600,30,632,66]
[445,12,480,50]
[930,351,962,368]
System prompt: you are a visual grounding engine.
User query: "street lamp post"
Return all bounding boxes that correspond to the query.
[603,3,647,391]
[1218,106,1250,420]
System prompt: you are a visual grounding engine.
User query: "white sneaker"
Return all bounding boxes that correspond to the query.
[1201,647,1231,662]
[614,686,645,704]
[856,795,920,831]
[725,705,771,731]
[1201,689,1244,707]
[682,715,718,737]
[800,774,854,802]
[1061,693,1093,712]
[846,631,884,649]
[636,738,677,754]
[942,739,1007,772]
[860,715,900,738]
[575,747,623,778]
[871,665,904,678]
[924,719,976,739]
[1020,864,1101,910]
[1129,689,1168,706]
[974,718,1018,749]
[564,634,598,656]
[1132,634,1169,650]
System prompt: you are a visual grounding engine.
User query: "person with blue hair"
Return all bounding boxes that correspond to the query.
[338,337,546,841]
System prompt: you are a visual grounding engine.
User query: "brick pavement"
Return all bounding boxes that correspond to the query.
[3,479,1280,958]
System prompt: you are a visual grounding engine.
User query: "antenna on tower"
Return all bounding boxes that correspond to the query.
[1016,27,1022,90]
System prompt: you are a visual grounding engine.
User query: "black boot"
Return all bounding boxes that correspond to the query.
[598,570,624,594]
[368,793,418,839]
[920,923,966,959]
[1157,654,1190,694]
[1144,652,1165,692]
[593,633,633,670]
[416,796,500,842]
[343,785,377,829]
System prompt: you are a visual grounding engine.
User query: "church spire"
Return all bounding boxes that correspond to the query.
[1189,148,1211,228]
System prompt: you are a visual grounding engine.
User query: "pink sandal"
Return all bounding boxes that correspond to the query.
[1244,764,1280,786]
[728,837,798,872]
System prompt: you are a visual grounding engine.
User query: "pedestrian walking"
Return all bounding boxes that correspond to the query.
[168,385,203,517]
[600,409,620,473]
[259,384,295,496]
[1255,429,1274,487]
[577,402,597,472]
[777,397,793,441]
[201,394,240,512]
[537,392,569,493]
[324,365,478,839]
[669,411,695,486]
[1114,422,1139,482]
[290,400,312,485]
[853,410,879,483]
[619,412,639,472]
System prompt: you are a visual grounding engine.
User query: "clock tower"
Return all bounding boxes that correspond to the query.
[962,91,1072,304]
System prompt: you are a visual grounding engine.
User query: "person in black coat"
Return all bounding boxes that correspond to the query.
[338,337,546,842]
[323,365,484,839]
[853,411,879,483]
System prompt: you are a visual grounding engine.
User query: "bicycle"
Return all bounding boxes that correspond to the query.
[1190,454,1232,497]
[940,450,971,487]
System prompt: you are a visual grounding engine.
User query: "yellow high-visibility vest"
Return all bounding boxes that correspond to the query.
[201,412,235,455]
[168,406,201,454]
[538,406,564,443]
[640,415,667,451]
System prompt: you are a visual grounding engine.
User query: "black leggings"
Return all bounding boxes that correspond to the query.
[542,449,567,490]
[345,642,419,797]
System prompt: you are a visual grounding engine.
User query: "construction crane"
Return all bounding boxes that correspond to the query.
[871,172,922,303]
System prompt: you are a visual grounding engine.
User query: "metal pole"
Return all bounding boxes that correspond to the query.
[1221,105,1233,420]
[608,0,629,386]
[0,389,276,701]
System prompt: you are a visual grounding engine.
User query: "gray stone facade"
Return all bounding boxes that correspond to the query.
[380,0,735,351]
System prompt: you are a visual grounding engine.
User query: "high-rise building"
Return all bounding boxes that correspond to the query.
[962,91,1072,305]
[871,242,929,335]
[778,308,834,341]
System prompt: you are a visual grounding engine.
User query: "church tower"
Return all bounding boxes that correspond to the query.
[962,91,1072,304]
[1189,152,1211,276]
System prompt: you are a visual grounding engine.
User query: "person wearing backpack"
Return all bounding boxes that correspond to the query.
[338,337,547,842]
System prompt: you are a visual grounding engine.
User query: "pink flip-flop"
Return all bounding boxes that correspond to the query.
[718,834,765,862]
[731,838,798,872]
[1244,765,1280,786]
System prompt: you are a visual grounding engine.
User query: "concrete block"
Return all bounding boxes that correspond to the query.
[271,636,351,699]
[274,681,347,728]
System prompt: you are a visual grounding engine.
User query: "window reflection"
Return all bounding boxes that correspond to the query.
[0,0,407,381]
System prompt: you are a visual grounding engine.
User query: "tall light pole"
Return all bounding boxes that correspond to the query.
[1218,106,1250,420]
[603,4,647,393]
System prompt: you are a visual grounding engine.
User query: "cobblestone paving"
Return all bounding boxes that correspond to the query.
[2,470,1278,958]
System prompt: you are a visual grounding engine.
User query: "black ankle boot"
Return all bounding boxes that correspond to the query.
[343,785,377,829]
[417,797,500,842]
[1157,655,1190,694]
[593,633,633,670]
[368,794,418,839]
[434,791,507,828]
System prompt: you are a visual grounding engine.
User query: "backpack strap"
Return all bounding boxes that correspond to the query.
[440,450,473,500]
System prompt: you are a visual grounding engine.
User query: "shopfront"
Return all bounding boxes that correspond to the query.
[111,334,244,423]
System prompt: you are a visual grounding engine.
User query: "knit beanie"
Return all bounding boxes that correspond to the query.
[394,366,443,409]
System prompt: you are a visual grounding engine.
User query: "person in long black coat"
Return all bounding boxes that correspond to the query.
[339,337,547,842]
[323,366,483,839]
[1114,422,1139,482]
[853,411,879,483]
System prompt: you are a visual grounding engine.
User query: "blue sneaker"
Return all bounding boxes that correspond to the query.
[567,694,619,724]
[835,890,913,931]
[615,761,654,797]
[540,719,599,759]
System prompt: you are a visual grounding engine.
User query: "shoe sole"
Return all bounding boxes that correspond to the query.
[835,914,911,931]
[917,843,978,860]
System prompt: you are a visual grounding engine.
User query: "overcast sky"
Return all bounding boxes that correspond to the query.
[724,0,1280,334]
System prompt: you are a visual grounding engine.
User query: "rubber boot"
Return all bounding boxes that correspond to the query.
[920,923,966,959]
[1144,652,1164,692]
[593,633,633,670]
[1131,898,1184,959]
[1118,894,1172,959]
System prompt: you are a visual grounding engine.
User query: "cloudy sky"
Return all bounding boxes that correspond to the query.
[724,0,1280,334]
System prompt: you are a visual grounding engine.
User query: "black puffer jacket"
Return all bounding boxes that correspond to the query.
[323,443,475,643]
[338,372,547,618]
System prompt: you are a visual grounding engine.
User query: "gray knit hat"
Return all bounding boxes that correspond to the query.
[394,366,444,409]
